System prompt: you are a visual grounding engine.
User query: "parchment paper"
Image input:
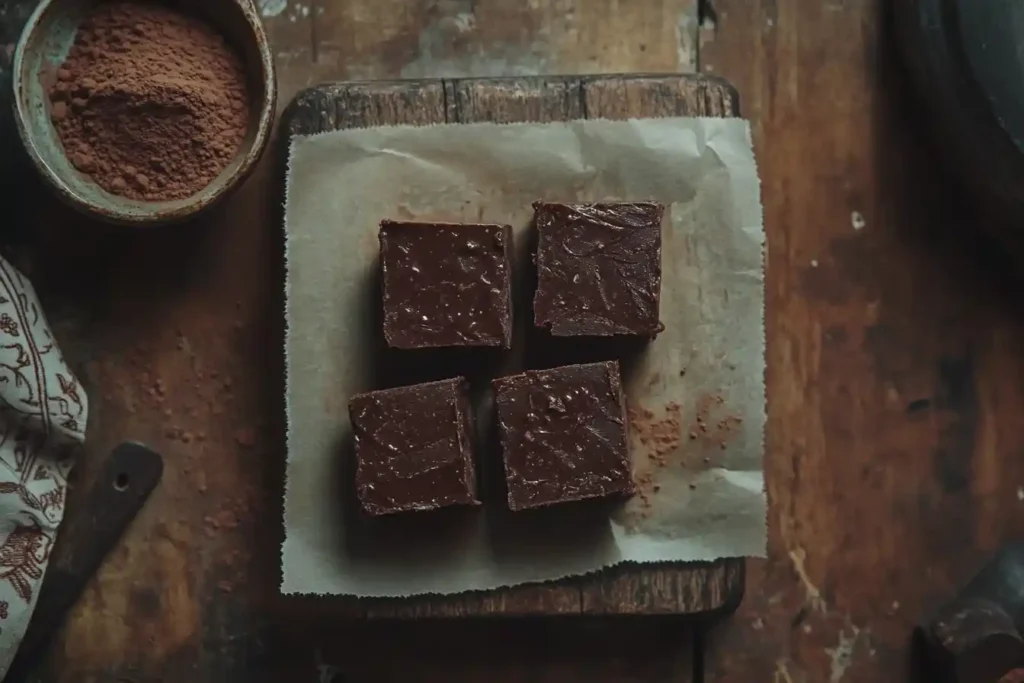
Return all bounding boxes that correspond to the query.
[282,117,765,596]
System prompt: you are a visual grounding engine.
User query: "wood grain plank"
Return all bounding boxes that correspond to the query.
[446,76,585,123]
[583,74,739,118]
[361,583,582,618]
[279,74,747,619]
[266,0,703,112]
[700,2,1024,682]
[580,561,745,616]
[309,0,700,80]
[283,81,449,136]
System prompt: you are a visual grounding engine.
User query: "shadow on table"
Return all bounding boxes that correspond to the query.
[263,614,700,681]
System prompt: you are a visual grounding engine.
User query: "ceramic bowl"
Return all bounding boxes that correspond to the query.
[12,0,276,225]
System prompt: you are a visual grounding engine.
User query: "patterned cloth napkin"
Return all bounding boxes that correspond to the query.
[0,258,87,677]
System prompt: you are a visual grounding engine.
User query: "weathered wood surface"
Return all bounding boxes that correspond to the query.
[0,0,719,679]
[1,0,715,680]
[264,0,703,108]
[3,0,1020,680]
[279,74,745,620]
[698,2,1024,682]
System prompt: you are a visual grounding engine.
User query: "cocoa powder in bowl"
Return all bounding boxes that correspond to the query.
[48,1,250,202]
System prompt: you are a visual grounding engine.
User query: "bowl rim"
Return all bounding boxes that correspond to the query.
[11,0,278,226]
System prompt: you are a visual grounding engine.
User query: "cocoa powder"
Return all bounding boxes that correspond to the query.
[49,1,250,201]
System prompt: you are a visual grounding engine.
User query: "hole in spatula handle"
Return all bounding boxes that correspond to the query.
[113,472,129,491]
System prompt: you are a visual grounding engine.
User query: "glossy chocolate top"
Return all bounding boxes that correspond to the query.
[533,202,663,337]
[492,361,633,511]
[349,378,478,516]
[380,221,513,349]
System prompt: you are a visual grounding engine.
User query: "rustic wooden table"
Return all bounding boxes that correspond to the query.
[3,0,1024,681]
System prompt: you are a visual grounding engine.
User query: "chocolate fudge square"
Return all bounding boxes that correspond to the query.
[492,361,633,511]
[533,201,664,337]
[349,378,479,516]
[380,220,513,349]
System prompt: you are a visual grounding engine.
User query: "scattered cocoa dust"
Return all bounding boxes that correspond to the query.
[625,393,744,520]
[93,314,261,608]
[690,393,742,451]
[629,401,684,461]
[49,1,250,201]
[633,471,655,513]
[627,401,684,515]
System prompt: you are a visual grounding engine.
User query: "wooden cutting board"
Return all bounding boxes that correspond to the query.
[277,74,746,618]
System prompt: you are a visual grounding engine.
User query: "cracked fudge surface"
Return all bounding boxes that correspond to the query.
[492,361,633,511]
[349,378,479,516]
[380,220,513,349]
[533,202,663,337]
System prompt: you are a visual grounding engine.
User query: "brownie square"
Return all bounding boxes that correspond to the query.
[533,201,664,337]
[492,361,633,511]
[349,377,479,516]
[380,220,513,349]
